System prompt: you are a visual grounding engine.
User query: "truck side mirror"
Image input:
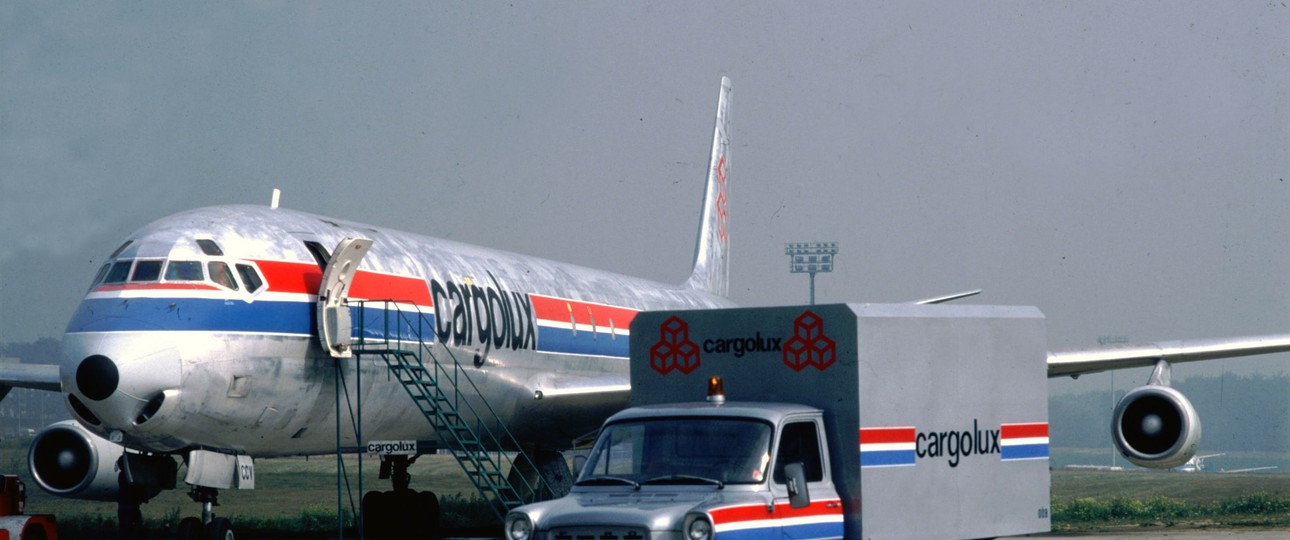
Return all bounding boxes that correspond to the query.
[784,462,810,509]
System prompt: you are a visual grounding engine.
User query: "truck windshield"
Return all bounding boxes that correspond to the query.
[578,417,773,486]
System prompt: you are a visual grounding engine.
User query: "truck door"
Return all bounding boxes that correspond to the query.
[770,420,843,540]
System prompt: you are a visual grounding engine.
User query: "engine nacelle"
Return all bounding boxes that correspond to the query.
[1111,385,1201,469]
[28,420,124,501]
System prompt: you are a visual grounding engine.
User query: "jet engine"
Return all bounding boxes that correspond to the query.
[1111,385,1201,469]
[28,420,124,501]
[29,421,177,501]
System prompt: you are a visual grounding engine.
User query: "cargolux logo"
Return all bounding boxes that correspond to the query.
[650,316,700,375]
[859,422,1049,468]
[782,311,835,371]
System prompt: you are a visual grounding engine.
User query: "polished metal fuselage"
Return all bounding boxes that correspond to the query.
[62,205,732,457]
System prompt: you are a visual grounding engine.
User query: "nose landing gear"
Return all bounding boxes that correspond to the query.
[176,487,233,540]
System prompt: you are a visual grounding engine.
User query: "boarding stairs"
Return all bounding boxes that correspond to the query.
[350,300,556,518]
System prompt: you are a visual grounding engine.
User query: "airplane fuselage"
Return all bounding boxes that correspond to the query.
[61,204,732,457]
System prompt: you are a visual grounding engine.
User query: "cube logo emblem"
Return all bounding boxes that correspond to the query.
[783,311,836,371]
[650,316,701,375]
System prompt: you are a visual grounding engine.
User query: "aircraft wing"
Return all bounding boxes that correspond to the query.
[1222,466,1278,473]
[1048,334,1290,378]
[0,363,61,400]
[912,289,983,305]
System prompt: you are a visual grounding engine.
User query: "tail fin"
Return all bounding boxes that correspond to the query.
[684,77,732,297]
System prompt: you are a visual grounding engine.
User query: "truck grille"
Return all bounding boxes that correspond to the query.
[550,527,647,540]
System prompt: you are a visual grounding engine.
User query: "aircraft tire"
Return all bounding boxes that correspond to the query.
[177,516,202,540]
[417,490,441,532]
[362,490,388,539]
[363,490,436,538]
[206,517,234,540]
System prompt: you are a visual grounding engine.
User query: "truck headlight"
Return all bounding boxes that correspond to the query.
[684,515,713,540]
[505,513,534,540]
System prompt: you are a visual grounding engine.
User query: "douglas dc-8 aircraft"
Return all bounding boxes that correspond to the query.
[5,77,1290,540]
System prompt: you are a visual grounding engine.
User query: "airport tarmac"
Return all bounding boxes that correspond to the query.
[89,531,1280,540]
[1006,531,1289,539]
[435,533,1290,540]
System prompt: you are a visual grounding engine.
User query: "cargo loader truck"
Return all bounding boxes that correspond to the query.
[505,303,1052,540]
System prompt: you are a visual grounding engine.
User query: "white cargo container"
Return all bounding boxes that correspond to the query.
[506,303,1051,540]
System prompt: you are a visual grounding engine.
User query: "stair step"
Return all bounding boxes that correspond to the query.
[356,307,551,519]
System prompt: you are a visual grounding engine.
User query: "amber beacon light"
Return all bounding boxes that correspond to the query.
[706,377,726,403]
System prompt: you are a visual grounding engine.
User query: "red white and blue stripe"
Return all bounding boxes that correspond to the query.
[708,500,844,540]
[999,422,1049,461]
[67,259,638,359]
[858,427,916,468]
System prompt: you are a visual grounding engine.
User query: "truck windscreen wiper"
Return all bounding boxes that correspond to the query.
[574,476,641,489]
[641,475,725,489]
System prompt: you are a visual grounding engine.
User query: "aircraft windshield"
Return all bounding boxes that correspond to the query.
[104,261,133,284]
[90,257,264,293]
[131,260,163,282]
[577,417,772,486]
[164,261,204,281]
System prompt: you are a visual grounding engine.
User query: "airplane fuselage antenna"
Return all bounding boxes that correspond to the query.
[270,188,281,209]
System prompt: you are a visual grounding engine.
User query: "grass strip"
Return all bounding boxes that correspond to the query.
[1053,492,1290,530]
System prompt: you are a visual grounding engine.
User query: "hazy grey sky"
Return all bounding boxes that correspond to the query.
[2,2,1287,396]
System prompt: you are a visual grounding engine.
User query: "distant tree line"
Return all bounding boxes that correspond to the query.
[1050,373,1290,452]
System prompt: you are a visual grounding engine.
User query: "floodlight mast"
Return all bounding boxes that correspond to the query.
[785,242,838,305]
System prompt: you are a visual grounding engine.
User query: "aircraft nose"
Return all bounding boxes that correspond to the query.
[62,335,182,432]
[75,354,120,401]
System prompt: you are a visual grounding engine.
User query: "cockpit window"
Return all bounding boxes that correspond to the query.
[130,260,163,282]
[164,261,204,282]
[92,264,110,286]
[104,261,133,284]
[197,239,224,256]
[208,261,239,291]
[236,264,264,293]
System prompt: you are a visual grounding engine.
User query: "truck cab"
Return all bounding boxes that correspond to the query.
[506,391,844,540]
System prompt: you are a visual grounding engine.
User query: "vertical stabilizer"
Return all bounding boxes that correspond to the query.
[684,77,732,297]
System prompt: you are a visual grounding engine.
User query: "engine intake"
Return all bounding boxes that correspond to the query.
[1111,385,1201,469]
[29,421,123,501]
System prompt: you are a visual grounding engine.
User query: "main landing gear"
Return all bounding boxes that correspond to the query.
[176,487,233,540]
[362,455,440,540]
